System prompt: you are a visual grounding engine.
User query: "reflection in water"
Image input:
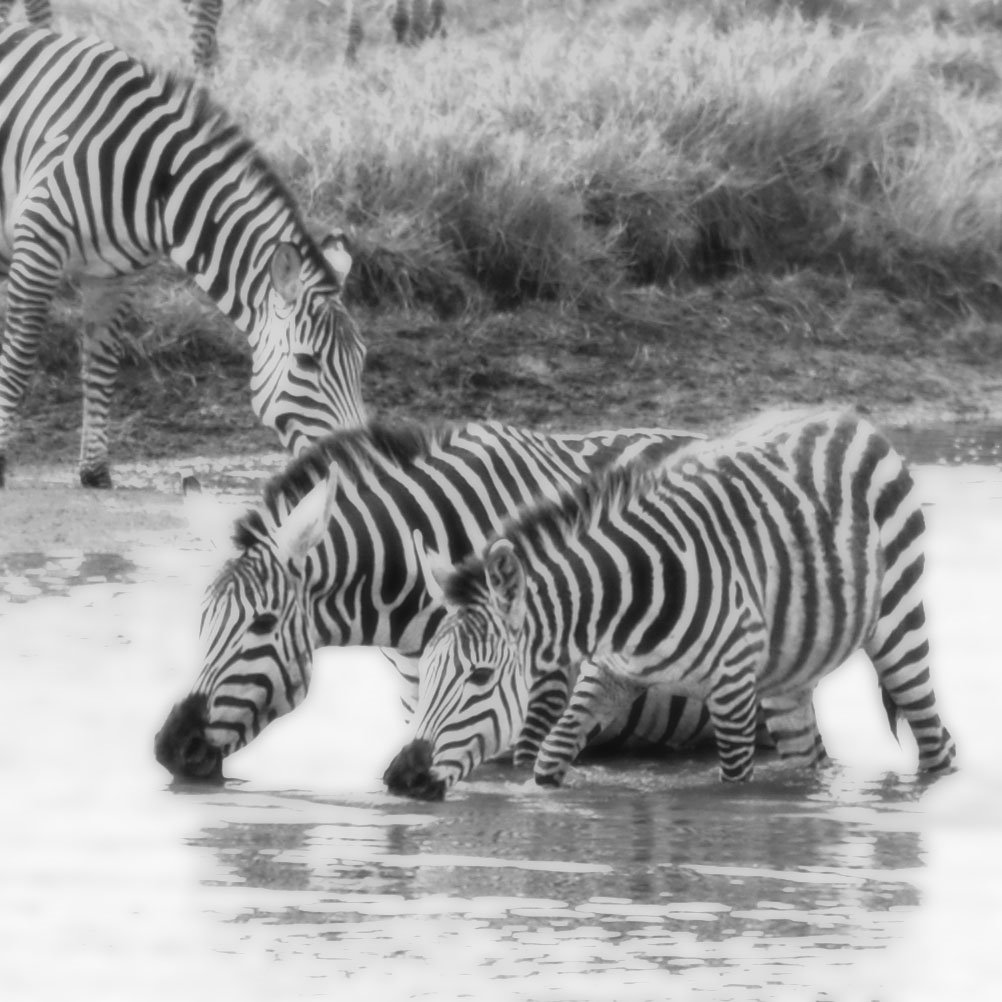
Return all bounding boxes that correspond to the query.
[172,766,926,997]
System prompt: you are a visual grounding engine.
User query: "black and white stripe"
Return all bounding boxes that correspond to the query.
[0,0,226,71]
[0,27,365,487]
[0,1,225,72]
[385,410,957,800]
[153,420,703,779]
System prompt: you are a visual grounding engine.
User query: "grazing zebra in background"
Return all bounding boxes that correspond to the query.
[0,27,366,487]
[0,0,224,71]
[153,420,706,781]
[346,0,446,62]
[385,410,958,801]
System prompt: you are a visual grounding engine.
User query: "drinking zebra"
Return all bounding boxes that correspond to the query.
[385,410,957,800]
[153,420,707,781]
[0,0,224,71]
[0,27,366,487]
[346,0,446,62]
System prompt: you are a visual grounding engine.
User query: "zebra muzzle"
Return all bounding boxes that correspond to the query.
[154,694,225,784]
[383,739,447,801]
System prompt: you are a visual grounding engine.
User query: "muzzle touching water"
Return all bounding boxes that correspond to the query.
[383,739,447,801]
[154,694,225,783]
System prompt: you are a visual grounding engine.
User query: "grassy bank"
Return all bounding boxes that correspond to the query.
[11,0,1002,464]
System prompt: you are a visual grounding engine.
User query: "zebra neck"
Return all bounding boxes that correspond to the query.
[297,511,451,654]
[159,142,304,334]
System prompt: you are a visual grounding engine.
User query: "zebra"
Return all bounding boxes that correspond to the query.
[385,410,958,801]
[0,27,366,487]
[0,0,225,72]
[346,0,446,62]
[152,419,706,781]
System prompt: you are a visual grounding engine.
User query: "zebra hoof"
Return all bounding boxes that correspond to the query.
[80,465,113,489]
[534,772,565,788]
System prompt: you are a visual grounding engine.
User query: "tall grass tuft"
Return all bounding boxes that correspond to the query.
[22,0,1002,348]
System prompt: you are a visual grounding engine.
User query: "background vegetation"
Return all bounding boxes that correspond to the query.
[12,0,1002,463]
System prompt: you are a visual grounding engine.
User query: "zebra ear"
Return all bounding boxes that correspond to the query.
[321,231,353,288]
[273,467,339,570]
[485,539,526,631]
[271,242,303,304]
[411,530,452,605]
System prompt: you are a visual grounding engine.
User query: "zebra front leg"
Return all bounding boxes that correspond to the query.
[512,666,573,767]
[0,254,61,488]
[77,283,131,489]
[534,655,644,787]
[760,689,828,768]
[706,659,760,782]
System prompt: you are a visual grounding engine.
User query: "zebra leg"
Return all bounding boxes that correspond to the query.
[77,283,131,489]
[760,689,828,768]
[706,660,760,782]
[0,252,61,488]
[533,655,645,786]
[391,0,410,44]
[512,666,573,767]
[865,591,957,773]
[428,0,446,37]
[345,0,363,62]
[25,0,52,28]
[189,0,223,74]
[410,0,428,43]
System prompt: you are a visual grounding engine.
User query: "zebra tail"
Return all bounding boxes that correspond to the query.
[881,684,901,743]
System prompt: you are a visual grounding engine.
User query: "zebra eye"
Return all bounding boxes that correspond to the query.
[294,352,321,373]
[248,613,278,635]
[468,665,496,687]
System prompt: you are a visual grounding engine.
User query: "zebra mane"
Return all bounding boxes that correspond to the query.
[160,71,332,277]
[444,459,666,608]
[232,420,452,549]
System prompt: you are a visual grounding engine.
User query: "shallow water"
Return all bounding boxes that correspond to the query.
[2,435,1001,1001]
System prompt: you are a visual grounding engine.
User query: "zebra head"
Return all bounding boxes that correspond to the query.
[154,474,337,782]
[384,538,534,800]
[252,234,367,455]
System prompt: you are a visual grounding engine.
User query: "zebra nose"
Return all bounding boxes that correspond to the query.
[383,739,446,801]
[154,695,224,784]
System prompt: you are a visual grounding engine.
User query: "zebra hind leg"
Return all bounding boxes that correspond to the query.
[759,689,828,769]
[77,283,130,489]
[865,588,957,774]
[533,655,644,786]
